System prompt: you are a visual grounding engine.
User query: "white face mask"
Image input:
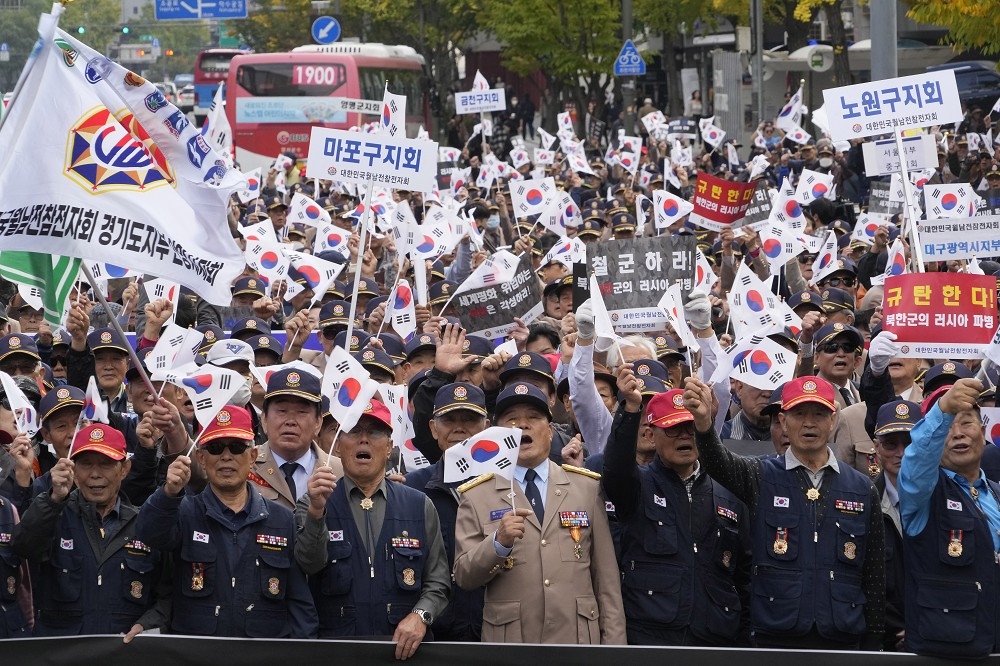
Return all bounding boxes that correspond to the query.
[819,157,834,168]
[230,379,253,407]
[487,214,501,229]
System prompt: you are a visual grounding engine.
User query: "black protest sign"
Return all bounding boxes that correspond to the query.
[667,118,698,139]
[586,235,697,332]
[437,160,457,191]
[740,180,773,229]
[868,181,904,216]
[455,253,543,339]
[588,115,607,143]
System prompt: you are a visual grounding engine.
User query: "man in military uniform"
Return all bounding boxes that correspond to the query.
[453,382,626,644]
[138,406,317,638]
[13,424,169,639]
[252,367,343,510]
[295,400,450,659]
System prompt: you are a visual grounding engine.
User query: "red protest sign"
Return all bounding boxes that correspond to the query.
[687,172,758,232]
[882,273,997,358]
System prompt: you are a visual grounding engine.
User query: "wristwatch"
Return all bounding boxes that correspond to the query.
[413,608,433,625]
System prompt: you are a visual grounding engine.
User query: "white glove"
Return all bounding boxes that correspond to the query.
[684,290,712,331]
[868,331,900,375]
[575,299,595,340]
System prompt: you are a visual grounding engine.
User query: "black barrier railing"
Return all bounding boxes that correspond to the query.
[6,635,999,665]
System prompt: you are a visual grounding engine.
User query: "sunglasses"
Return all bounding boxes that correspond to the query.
[50,355,67,367]
[0,359,37,375]
[202,441,252,456]
[798,255,817,264]
[817,341,860,355]
[820,276,856,288]
[322,327,342,340]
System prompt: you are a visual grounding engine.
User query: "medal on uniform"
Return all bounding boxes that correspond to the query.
[502,555,515,570]
[360,497,374,511]
[773,527,788,555]
[806,487,820,501]
[970,487,980,501]
[191,563,205,591]
[948,529,964,557]
[6,576,14,596]
[866,452,880,478]
[559,511,589,560]
[843,541,857,560]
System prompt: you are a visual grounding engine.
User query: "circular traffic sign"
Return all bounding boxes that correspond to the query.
[311,16,341,45]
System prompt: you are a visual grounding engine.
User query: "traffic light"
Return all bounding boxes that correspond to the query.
[121,26,129,34]
[76,26,85,34]
[165,49,175,56]
[137,49,146,56]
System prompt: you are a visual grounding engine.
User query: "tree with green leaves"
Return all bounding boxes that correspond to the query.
[904,0,1000,56]
[793,0,851,85]
[635,0,712,116]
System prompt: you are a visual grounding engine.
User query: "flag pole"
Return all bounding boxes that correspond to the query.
[325,423,344,468]
[81,263,157,397]
[343,181,376,349]
[892,128,926,273]
[375,280,400,338]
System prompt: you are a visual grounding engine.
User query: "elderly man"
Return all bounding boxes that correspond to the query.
[688,375,884,650]
[295,400,450,660]
[65,315,133,414]
[253,367,343,509]
[138,406,317,638]
[453,382,626,644]
[898,378,1000,658]
[13,424,169,639]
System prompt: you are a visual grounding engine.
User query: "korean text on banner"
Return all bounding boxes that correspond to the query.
[861,135,938,177]
[687,172,759,232]
[821,70,962,142]
[919,216,1000,261]
[881,273,996,359]
[454,253,543,340]
[455,89,506,115]
[307,127,438,192]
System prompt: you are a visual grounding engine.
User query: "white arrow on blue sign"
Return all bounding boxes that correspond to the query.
[311,16,341,45]
[614,39,645,77]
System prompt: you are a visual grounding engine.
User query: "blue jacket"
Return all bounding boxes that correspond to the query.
[137,483,317,638]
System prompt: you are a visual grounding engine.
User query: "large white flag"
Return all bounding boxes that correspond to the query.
[454,249,520,294]
[380,85,407,138]
[0,10,246,305]
[870,238,907,286]
[510,177,557,220]
[288,193,331,227]
[147,323,204,379]
[0,371,39,436]
[389,279,417,342]
[322,346,380,434]
[652,190,694,229]
[200,83,232,157]
[775,85,804,131]
[164,363,244,428]
[794,169,835,205]
[808,231,841,286]
[443,426,521,482]
[729,335,796,390]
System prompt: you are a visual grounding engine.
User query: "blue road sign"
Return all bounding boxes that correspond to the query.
[155,0,247,21]
[0,43,8,52]
[311,16,341,45]
[613,39,645,77]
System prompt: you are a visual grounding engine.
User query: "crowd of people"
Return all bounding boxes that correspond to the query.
[1,94,1000,661]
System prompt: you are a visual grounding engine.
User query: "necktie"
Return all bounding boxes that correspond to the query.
[524,468,544,523]
[281,462,299,500]
[839,386,855,407]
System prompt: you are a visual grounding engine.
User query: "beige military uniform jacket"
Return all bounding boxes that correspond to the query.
[251,441,344,511]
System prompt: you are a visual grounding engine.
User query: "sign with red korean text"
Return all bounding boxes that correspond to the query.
[687,172,758,232]
[882,273,996,358]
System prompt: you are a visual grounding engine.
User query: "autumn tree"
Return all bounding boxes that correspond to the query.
[904,0,1000,55]
[794,0,852,85]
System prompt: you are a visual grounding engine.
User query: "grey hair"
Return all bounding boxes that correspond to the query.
[606,334,658,372]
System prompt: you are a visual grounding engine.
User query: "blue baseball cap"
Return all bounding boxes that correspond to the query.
[434,382,487,417]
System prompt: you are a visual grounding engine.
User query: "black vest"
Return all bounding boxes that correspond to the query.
[310,481,427,638]
[618,458,749,645]
[0,498,27,637]
[903,470,1000,658]
[751,457,872,643]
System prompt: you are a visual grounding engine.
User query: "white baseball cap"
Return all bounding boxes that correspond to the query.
[206,339,255,367]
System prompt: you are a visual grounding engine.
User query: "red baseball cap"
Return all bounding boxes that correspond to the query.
[71,424,127,461]
[200,406,254,445]
[781,376,837,413]
[645,389,694,429]
[360,399,392,429]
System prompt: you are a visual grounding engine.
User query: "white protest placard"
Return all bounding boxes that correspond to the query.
[919,216,1000,261]
[307,128,438,192]
[822,70,962,142]
[455,89,507,115]
[861,134,939,176]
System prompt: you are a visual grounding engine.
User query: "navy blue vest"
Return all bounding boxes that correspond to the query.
[33,500,162,637]
[618,458,749,645]
[750,456,872,643]
[903,470,1000,658]
[170,488,295,638]
[0,498,27,637]
[310,481,427,638]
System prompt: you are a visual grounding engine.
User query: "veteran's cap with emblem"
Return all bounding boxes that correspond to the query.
[499,351,556,387]
[319,300,354,329]
[334,329,371,354]
[874,399,921,436]
[200,406,255,445]
[232,276,266,300]
[653,335,685,363]
[495,382,552,421]
[39,385,85,423]
[461,335,494,362]
[265,367,322,403]
[0,333,40,362]
[429,280,458,306]
[231,316,270,339]
[576,219,603,238]
[434,382,487,417]
[632,358,669,383]
[375,333,406,365]
[781,376,837,413]
[359,399,393,429]
[355,347,395,378]
[248,334,283,360]
[820,287,855,314]
[196,325,226,353]
[404,333,437,360]
[87,328,130,355]
[645,389,694,428]
[265,195,288,211]
[71,424,127,461]
[814,322,864,350]
[788,290,825,314]
[922,361,974,396]
[51,328,70,349]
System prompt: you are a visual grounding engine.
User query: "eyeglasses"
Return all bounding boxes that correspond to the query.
[322,327,341,340]
[342,426,391,440]
[662,422,695,436]
[798,255,816,264]
[50,355,67,367]
[820,276,856,288]
[0,359,37,375]
[202,440,252,456]
[817,341,860,355]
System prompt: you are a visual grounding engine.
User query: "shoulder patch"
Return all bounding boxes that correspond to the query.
[248,471,273,490]
[562,464,601,480]
[457,472,494,493]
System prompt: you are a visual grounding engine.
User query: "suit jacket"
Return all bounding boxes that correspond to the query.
[833,384,923,476]
[252,442,344,511]
[453,462,626,645]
